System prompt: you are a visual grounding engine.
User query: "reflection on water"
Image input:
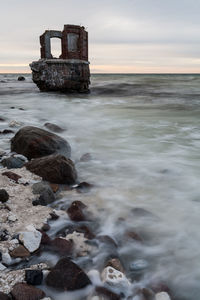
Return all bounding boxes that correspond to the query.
[0,73,200,300]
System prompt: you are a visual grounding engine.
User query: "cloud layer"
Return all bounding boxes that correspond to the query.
[0,0,200,72]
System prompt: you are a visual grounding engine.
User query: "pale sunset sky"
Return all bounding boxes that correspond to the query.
[0,0,200,73]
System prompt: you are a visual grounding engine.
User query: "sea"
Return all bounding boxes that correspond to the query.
[0,73,200,300]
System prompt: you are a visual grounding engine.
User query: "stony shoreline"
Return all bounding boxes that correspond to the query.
[0,125,172,300]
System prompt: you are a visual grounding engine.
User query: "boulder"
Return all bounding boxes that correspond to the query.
[18,76,25,81]
[44,123,64,133]
[25,270,43,285]
[11,283,45,300]
[11,126,71,160]
[46,257,91,291]
[67,200,87,221]
[10,245,30,258]
[0,292,10,300]
[26,154,77,184]
[0,189,9,203]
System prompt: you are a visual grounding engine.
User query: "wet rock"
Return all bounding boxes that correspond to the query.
[67,200,87,221]
[19,229,42,253]
[49,211,59,220]
[33,188,55,206]
[101,266,130,289]
[11,283,45,300]
[9,120,23,128]
[0,129,14,134]
[2,171,21,183]
[76,182,93,193]
[11,126,71,160]
[10,245,30,258]
[95,286,121,300]
[44,122,64,133]
[0,189,9,203]
[18,76,25,81]
[80,153,92,162]
[1,155,27,169]
[49,183,59,193]
[138,288,155,300]
[46,257,91,291]
[50,237,73,255]
[26,154,77,184]
[131,208,155,218]
[0,117,5,122]
[129,260,149,271]
[0,149,6,157]
[41,223,50,232]
[65,231,93,257]
[98,235,118,248]
[155,292,171,300]
[0,292,10,300]
[25,270,43,285]
[125,231,143,242]
[105,258,125,273]
[39,230,51,245]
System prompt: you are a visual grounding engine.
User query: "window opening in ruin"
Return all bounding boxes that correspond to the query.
[50,37,62,58]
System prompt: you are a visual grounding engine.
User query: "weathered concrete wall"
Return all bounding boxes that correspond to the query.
[30,59,90,92]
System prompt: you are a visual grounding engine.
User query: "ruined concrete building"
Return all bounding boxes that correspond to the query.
[30,25,90,92]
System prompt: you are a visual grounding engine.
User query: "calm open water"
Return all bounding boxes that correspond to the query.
[0,73,200,300]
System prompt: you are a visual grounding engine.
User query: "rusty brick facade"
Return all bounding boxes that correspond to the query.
[30,24,90,93]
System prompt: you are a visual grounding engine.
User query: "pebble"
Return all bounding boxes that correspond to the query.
[0,189,9,203]
[25,269,43,285]
[155,292,171,300]
[101,266,131,289]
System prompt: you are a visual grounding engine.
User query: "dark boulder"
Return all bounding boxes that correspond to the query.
[44,122,64,133]
[11,283,45,300]
[11,126,71,160]
[0,292,10,300]
[67,201,87,221]
[18,76,25,81]
[26,154,77,184]
[25,270,43,285]
[0,189,9,203]
[46,257,91,291]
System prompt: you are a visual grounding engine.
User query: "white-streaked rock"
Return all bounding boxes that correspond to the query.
[101,266,130,289]
[19,229,42,253]
[155,292,171,300]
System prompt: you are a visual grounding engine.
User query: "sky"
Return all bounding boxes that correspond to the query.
[0,0,200,73]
